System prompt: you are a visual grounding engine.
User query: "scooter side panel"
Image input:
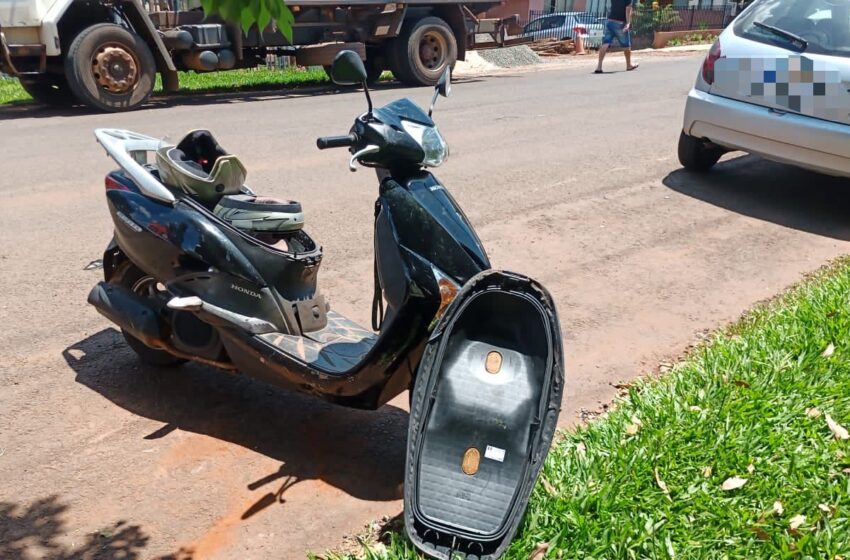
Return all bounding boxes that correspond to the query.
[381,174,490,285]
[105,188,289,332]
[405,270,564,560]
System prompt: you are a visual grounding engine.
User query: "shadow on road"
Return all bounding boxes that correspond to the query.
[0,85,342,121]
[0,495,192,560]
[63,328,409,519]
[0,76,490,121]
[664,155,850,241]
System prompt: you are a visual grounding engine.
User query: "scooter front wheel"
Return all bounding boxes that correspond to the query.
[111,261,187,367]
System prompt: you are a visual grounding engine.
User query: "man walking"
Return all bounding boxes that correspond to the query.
[594,0,639,73]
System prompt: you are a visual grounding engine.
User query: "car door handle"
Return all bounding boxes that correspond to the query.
[768,107,788,116]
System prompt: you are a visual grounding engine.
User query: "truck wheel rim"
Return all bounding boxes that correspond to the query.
[92,44,139,94]
[419,31,448,71]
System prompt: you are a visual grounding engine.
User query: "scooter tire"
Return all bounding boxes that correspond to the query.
[111,261,187,368]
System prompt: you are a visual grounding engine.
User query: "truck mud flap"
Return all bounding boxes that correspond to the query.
[405,270,564,559]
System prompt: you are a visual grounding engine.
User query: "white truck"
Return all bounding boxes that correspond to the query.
[0,0,523,111]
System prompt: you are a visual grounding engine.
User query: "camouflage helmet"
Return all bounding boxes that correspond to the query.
[214,195,304,233]
[155,130,246,206]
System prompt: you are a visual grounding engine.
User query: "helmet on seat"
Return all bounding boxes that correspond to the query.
[214,195,305,234]
[156,130,247,206]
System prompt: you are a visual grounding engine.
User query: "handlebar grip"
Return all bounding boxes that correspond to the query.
[317,134,356,149]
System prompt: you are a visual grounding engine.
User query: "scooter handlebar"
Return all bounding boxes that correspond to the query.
[317,134,357,150]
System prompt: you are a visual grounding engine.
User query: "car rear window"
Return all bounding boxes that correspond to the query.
[549,15,567,28]
[734,0,850,58]
[525,15,566,33]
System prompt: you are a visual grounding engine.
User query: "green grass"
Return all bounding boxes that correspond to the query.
[1,67,398,105]
[0,77,31,104]
[327,259,850,560]
[0,67,331,105]
[154,66,330,95]
[666,33,719,48]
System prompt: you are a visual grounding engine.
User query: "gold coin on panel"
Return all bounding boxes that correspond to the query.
[461,447,480,475]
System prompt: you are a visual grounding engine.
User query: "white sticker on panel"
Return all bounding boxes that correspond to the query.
[485,445,506,462]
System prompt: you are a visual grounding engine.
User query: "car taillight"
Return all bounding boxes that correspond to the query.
[573,25,586,35]
[702,40,722,85]
[105,175,130,191]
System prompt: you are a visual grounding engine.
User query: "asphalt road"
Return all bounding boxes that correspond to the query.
[2,53,850,559]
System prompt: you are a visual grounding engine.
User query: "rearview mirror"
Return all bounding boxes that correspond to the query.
[331,50,368,86]
[428,68,451,117]
[437,67,451,98]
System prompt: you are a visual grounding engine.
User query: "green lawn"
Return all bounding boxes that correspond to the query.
[0,67,331,105]
[155,67,330,94]
[328,259,850,559]
[0,77,30,104]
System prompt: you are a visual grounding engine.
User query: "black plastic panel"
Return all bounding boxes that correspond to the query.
[406,271,564,560]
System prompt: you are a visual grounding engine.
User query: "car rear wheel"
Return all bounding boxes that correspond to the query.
[678,131,723,172]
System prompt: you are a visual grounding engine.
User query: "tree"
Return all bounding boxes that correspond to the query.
[200,0,295,42]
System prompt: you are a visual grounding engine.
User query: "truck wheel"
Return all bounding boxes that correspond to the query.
[678,131,723,172]
[64,23,156,112]
[365,47,385,84]
[18,74,76,107]
[389,16,457,86]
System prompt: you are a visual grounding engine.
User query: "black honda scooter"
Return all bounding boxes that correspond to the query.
[88,51,564,559]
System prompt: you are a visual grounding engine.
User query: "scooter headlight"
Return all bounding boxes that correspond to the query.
[401,120,449,167]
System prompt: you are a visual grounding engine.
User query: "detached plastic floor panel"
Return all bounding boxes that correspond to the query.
[405,271,564,560]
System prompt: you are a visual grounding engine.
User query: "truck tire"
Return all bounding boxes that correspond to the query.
[364,46,385,84]
[388,16,456,86]
[64,23,156,112]
[18,74,76,107]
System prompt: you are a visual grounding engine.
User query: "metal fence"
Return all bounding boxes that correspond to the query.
[518,1,738,45]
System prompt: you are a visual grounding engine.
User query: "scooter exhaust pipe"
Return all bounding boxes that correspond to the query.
[87,282,166,349]
[88,282,238,370]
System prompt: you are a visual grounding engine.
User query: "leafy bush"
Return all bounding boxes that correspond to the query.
[666,32,719,47]
[632,5,682,37]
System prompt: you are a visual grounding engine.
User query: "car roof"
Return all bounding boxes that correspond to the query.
[529,11,585,19]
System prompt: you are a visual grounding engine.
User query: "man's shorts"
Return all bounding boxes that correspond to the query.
[602,20,631,48]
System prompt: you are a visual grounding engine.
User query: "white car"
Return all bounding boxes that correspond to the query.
[522,12,606,47]
[679,0,850,178]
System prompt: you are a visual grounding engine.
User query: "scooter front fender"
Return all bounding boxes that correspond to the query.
[405,270,564,559]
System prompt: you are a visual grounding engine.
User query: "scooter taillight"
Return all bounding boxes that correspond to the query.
[105,175,131,191]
